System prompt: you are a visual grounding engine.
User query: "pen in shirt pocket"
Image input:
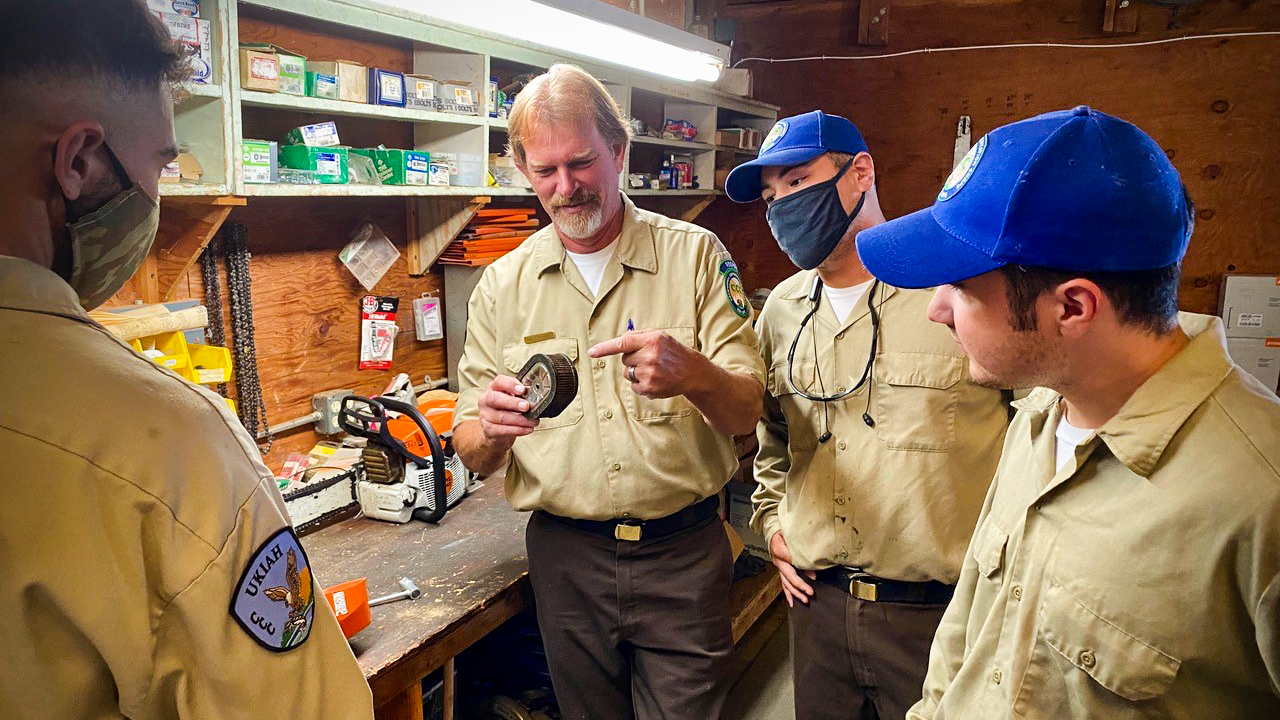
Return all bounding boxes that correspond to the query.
[627,318,634,332]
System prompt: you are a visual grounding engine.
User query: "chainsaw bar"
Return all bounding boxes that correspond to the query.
[517,352,577,420]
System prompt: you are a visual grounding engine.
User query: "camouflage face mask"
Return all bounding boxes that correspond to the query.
[66,184,159,310]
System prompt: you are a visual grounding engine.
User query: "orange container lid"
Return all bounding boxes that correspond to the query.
[323,578,371,639]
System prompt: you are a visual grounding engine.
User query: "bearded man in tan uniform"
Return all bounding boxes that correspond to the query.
[859,106,1280,719]
[0,2,373,718]
[453,64,765,720]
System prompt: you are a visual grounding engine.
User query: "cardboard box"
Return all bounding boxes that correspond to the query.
[285,122,340,147]
[1227,337,1280,393]
[405,75,440,111]
[276,51,307,96]
[428,162,451,187]
[715,128,747,149]
[148,0,199,17]
[160,152,204,183]
[239,47,279,92]
[1220,275,1280,338]
[712,68,753,97]
[726,482,769,560]
[367,68,406,107]
[438,80,479,115]
[310,61,367,103]
[280,145,349,184]
[156,12,213,85]
[242,140,278,184]
[306,72,340,100]
[351,148,431,186]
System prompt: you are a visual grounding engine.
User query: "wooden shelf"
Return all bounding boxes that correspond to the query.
[729,566,782,644]
[488,117,510,129]
[240,183,532,197]
[631,135,716,152]
[716,145,759,157]
[160,183,232,197]
[178,82,224,100]
[239,90,487,126]
[626,188,720,197]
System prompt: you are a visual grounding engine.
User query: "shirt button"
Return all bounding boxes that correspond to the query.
[1080,650,1096,668]
[837,441,847,450]
[836,550,848,560]
[992,669,1002,684]
[592,309,600,318]
[621,512,630,518]
[604,410,613,419]
[836,385,846,393]
[612,462,621,471]
[597,360,606,369]
[1012,585,1023,601]
[835,496,846,505]
[836,331,845,339]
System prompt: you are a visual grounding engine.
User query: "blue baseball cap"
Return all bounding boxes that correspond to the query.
[856,106,1192,289]
[725,110,869,203]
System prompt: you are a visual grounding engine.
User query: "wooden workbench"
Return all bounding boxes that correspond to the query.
[302,480,780,719]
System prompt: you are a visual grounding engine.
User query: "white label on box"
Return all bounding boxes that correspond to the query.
[454,87,474,105]
[251,56,279,80]
[196,368,227,384]
[380,74,403,102]
[248,150,271,164]
[1240,313,1265,328]
[161,161,181,179]
[412,81,436,99]
[316,153,341,176]
[333,591,348,617]
[429,163,451,186]
[148,0,199,16]
[302,123,339,147]
[315,75,337,94]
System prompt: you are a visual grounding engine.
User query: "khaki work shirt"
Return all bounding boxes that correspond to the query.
[751,272,1010,583]
[455,195,765,521]
[911,314,1280,719]
[0,257,373,720]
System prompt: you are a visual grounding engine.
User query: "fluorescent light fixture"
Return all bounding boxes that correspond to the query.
[367,0,728,82]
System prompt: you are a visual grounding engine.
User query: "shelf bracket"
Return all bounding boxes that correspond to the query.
[133,195,247,304]
[407,196,492,275]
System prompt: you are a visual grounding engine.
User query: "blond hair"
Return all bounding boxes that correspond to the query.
[506,63,632,165]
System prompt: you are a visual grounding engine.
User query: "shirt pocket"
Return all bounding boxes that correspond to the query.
[1016,580,1181,713]
[767,360,819,451]
[623,326,697,422]
[873,352,963,452]
[502,338,584,431]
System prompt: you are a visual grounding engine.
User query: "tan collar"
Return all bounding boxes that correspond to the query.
[534,194,658,277]
[1012,313,1232,477]
[0,255,90,323]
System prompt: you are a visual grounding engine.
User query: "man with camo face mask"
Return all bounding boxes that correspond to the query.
[0,2,374,718]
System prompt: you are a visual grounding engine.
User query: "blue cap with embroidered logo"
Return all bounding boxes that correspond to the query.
[856,106,1193,289]
[725,110,869,203]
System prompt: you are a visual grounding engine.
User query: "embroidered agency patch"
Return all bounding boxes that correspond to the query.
[720,259,750,318]
[760,120,789,154]
[938,134,988,202]
[231,527,316,652]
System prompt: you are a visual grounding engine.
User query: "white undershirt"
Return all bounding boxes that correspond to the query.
[1054,411,1095,473]
[565,243,618,297]
[824,280,873,325]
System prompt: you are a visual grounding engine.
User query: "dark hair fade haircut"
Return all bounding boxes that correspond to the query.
[0,0,189,91]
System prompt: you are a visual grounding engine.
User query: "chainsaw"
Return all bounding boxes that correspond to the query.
[339,393,472,524]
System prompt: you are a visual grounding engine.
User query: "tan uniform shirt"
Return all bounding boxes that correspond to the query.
[751,273,1010,583]
[455,195,765,521]
[0,257,373,720]
[910,314,1280,720]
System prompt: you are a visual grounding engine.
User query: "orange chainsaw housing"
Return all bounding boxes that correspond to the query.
[383,397,454,460]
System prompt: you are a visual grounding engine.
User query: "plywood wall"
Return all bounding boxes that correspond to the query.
[699,0,1280,316]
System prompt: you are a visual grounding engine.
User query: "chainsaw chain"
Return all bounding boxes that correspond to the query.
[221,222,273,454]
[197,235,227,396]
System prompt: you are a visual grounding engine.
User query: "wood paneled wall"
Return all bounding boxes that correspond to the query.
[699,0,1280,317]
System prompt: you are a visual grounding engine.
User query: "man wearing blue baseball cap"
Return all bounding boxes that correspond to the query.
[726,111,1013,720]
[857,106,1280,719]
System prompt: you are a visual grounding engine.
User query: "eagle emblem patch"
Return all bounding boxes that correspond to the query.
[231,527,316,652]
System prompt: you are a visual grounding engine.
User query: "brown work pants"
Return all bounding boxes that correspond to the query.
[526,511,734,720]
[788,580,948,720]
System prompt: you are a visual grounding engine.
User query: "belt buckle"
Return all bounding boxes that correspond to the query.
[849,573,878,602]
[615,523,643,542]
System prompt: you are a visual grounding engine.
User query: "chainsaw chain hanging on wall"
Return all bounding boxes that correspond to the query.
[202,222,273,453]
[198,235,227,396]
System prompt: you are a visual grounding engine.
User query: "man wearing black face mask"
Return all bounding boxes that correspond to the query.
[725,111,1012,720]
[0,2,373,718]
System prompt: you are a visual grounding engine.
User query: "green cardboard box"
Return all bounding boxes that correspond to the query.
[241,139,278,184]
[279,145,348,184]
[306,71,339,100]
[351,148,431,185]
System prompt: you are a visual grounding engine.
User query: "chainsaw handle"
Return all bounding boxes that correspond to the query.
[374,397,448,524]
[338,395,385,438]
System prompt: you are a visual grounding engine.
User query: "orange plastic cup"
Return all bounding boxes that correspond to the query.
[324,578,371,639]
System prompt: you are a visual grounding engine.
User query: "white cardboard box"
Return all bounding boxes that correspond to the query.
[148,0,199,17]
[726,482,769,560]
[1220,274,1280,339]
[1227,337,1280,394]
[156,12,213,84]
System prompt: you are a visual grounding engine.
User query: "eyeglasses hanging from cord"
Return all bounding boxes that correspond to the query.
[199,221,274,454]
[786,277,884,441]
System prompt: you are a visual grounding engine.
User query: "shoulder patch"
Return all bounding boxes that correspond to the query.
[719,259,750,319]
[938,134,987,202]
[231,527,316,652]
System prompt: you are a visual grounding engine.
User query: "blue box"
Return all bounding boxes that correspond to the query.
[368,68,406,107]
